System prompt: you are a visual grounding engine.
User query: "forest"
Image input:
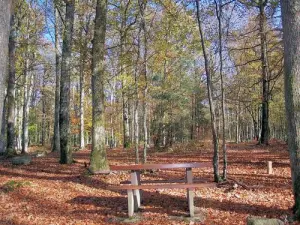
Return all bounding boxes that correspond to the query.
[0,0,300,224]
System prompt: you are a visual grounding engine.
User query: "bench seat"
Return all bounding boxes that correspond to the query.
[119,178,211,185]
[109,182,216,190]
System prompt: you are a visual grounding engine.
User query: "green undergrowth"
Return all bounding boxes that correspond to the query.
[2,180,32,193]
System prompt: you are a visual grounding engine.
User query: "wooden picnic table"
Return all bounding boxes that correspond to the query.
[109,162,215,217]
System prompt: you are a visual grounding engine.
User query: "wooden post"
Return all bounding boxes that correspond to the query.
[127,189,134,217]
[267,161,273,175]
[186,168,195,217]
[131,170,141,211]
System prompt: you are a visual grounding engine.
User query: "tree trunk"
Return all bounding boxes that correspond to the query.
[89,0,109,173]
[236,100,240,143]
[6,11,16,155]
[0,0,12,153]
[122,96,130,148]
[16,89,22,150]
[281,0,300,220]
[215,0,227,180]
[196,0,220,182]
[109,80,116,149]
[133,63,139,163]
[52,6,61,152]
[134,95,139,163]
[79,55,85,150]
[22,16,32,154]
[79,19,89,150]
[22,57,33,154]
[0,96,7,154]
[42,68,46,146]
[120,0,130,149]
[59,0,75,164]
[259,0,269,145]
[190,93,195,140]
[138,0,148,164]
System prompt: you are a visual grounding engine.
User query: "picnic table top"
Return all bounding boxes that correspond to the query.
[110,162,211,171]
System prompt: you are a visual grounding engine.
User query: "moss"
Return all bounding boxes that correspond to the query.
[2,180,31,193]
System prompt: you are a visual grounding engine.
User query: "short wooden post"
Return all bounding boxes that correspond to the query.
[127,189,134,217]
[267,161,273,175]
[186,168,195,217]
[131,171,141,211]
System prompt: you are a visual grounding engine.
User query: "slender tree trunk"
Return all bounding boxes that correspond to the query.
[22,16,32,154]
[122,80,130,149]
[16,90,22,150]
[130,102,135,144]
[79,24,88,150]
[6,12,16,155]
[79,56,85,150]
[0,96,6,154]
[89,0,109,173]
[0,0,12,153]
[133,5,142,163]
[22,57,32,154]
[134,94,139,163]
[196,0,220,182]
[139,0,148,164]
[191,94,195,140]
[133,62,139,163]
[42,68,46,146]
[259,0,269,145]
[59,0,75,164]
[52,7,61,152]
[120,0,130,149]
[236,99,240,143]
[109,80,116,148]
[215,0,227,180]
[281,0,300,220]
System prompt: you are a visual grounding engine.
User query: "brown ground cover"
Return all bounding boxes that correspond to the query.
[0,140,298,225]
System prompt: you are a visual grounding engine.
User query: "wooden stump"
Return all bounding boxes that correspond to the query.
[267,161,273,175]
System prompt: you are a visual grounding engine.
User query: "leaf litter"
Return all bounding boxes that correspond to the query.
[0,140,299,225]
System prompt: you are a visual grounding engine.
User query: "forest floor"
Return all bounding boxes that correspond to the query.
[0,140,298,225]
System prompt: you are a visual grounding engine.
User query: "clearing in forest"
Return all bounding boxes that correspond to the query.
[0,140,297,225]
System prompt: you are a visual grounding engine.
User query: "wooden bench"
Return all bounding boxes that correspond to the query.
[108,163,215,217]
[109,182,216,217]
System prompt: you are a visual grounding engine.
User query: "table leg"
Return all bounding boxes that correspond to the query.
[186,168,195,217]
[131,170,141,211]
[127,189,134,217]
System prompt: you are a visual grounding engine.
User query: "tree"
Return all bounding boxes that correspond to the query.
[0,0,13,153]
[195,0,220,182]
[22,13,35,154]
[59,0,75,164]
[6,9,16,155]
[138,0,148,163]
[119,0,132,149]
[258,0,269,145]
[236,0,280,145]
[215,0,227,180]
[281,0,300,220]
[89,0,109,173]
[52,1,63,152]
